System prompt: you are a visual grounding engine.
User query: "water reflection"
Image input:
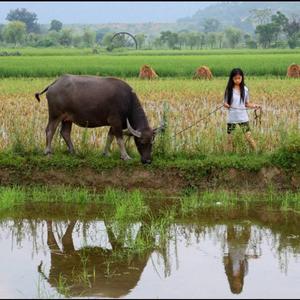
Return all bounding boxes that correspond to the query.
[223,224,259,294]
[38,219,167,298]
[1,206,300,298]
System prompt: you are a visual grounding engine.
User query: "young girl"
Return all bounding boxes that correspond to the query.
[223,68,261,152]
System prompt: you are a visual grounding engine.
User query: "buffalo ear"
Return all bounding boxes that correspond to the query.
[153,120,166,135]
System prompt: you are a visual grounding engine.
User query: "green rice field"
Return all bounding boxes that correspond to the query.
[0,48,300,77]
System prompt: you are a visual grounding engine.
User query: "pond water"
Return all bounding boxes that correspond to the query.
[0,203,300,299]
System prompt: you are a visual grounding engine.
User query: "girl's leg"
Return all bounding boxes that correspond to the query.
[226,123,235,152]
[226,134,234,152]
[244,131,257,151]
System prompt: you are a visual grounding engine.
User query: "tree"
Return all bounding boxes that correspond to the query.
[284,19,300,48]
[49,19,62,32]
[255,23,280,48]
[95,28,110,44]
[26,32,39,46]
[225,27,243,48]
[46,30,60,46]
[6,8,39,33]
[135,33,146,49]
[102,32,114,49]
[207,32,217,48]
[3,21,27,45]
[0,24,4,42]
[82,28,95,47]
[153,37,163,49]
[249,8,272,26]
[186,32,199,50]
[215,32,224,48]
[72,34,83,47]
[199,32,206,49]
[58,29,73,46]
[244,33,257,49]
[177,32,188,49]
[203,18,221,33]
[160,31,179,49]
[271,11,289,31]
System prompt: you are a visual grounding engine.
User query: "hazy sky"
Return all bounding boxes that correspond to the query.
[0,1,215,24]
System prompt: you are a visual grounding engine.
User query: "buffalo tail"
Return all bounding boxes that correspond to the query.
[34,78,59,102]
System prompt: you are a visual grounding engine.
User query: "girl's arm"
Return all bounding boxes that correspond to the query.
[245,102,261,109]
[245,87,260,109]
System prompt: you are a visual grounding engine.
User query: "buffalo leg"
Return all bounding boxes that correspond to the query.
[60,121,74,154]
[103,127,114,157]
[61,221,76,253]
[116,136,131,160]
[45,117,61,155]
[46,220,61,253]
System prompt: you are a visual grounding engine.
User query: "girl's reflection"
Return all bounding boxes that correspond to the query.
[223,224,258,294]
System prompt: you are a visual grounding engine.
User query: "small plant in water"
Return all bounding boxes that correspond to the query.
[56,273,71,298]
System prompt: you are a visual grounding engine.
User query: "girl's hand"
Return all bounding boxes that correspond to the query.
[224,103,230,109]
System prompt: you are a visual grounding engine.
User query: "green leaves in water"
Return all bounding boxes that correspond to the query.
[103,187,149,222]
[0,186,26,212]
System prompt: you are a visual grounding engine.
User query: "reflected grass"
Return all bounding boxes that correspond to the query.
[0,186,299,219]
[0,185,298,298]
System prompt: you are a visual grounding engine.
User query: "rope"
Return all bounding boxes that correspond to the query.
[173,105,262,137]
[254,107,262,126]
[174,104,224,137]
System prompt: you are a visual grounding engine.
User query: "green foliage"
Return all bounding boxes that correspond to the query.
[0,186,26,211]
[103,187,148,222]
[271,131,300,170]
[224,27,243,48]
[3,21,27,45]
[6,8,39,33]
[153,101,172,158]
[49,19,63,32]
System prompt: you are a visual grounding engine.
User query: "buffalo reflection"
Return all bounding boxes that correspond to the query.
[38,220,168,298]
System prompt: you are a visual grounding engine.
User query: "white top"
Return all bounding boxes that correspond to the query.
[225,86,249,123]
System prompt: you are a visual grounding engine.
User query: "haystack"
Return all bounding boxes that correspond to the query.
[193,66,213,80]
[139,64,158,79]
[287,63,300,78]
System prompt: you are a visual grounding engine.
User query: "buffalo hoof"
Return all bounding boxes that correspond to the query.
[44,150,52,156]
[102,151,111,157]
[121,155,132,161]
[142,159,152,164]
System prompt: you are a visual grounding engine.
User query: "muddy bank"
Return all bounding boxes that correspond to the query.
[0,165,298,194]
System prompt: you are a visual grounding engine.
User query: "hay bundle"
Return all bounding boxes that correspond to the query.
[139,64,158,79]
[193,66,213,80]
[287,63,300,78]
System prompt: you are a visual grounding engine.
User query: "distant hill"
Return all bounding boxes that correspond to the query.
[27,2,300,37]
[63,22,179,37]
[177,2,300,33]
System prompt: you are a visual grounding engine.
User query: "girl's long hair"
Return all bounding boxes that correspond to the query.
[224,68,245,105]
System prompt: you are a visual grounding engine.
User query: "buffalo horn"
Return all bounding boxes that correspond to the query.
[126,119,142,138]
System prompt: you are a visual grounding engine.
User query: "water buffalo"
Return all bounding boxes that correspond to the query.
[35,74,164,164]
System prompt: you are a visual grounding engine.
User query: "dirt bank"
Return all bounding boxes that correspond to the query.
[0,165,298,194]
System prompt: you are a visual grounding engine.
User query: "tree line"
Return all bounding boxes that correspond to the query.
[0,8,299,50]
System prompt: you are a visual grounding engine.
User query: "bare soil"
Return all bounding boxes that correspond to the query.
[0,166,298,194]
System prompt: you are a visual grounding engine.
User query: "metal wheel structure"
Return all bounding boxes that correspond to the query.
[110,32,138,50]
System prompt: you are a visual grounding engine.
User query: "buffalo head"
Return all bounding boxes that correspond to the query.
[126,119,165,164]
